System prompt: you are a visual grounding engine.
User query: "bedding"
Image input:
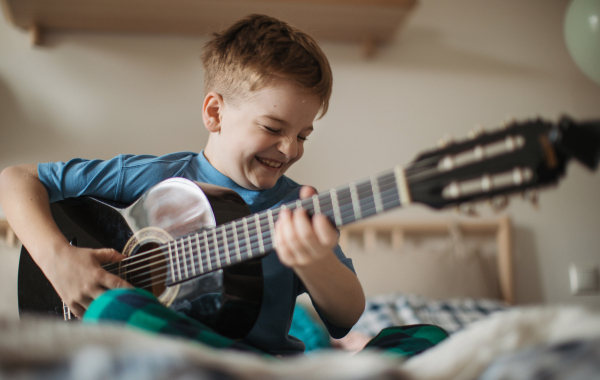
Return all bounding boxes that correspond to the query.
[292,293,507,354]
[2,218,599,379]
[1,306,599,380]
[351,293,508,337]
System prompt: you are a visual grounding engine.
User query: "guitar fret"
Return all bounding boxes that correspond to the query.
[187,236,196,277]
[296,199,302,209]
[371,176,384,214]
[243,218,253,259]
[180,239,190,279]
[394,165,412,205]
[330,189,342,226]
[267,210,276,249]
[312,194,321,214]
[174,240,184,281]
[212,229,221,268]
[203,230,212,272]
[232,221,242,262]
[222,225,231,266]
[255,214,265,253]
[195,234,204,274]
[167,242,178,282]
[349,182,362,220]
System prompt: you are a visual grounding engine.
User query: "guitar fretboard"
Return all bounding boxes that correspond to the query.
[163,165,410,285]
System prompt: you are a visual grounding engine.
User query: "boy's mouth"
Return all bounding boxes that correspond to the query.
[256,157,283,169]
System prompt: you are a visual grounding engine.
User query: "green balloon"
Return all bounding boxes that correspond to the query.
[564,0,600,85]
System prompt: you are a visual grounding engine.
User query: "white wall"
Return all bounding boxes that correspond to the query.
[1,0,599,307]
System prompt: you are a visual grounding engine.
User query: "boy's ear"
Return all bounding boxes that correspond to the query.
[202,92,224,133]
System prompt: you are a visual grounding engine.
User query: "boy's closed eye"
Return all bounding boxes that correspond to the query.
[262,125,309,141]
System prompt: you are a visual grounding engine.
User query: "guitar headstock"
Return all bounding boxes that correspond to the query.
[406,116,600,210]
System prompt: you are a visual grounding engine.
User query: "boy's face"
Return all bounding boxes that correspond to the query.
[203,82,320,190]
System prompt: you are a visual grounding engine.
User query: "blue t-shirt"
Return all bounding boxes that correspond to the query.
[38,151,355,355]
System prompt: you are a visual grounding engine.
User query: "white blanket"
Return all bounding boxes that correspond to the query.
[404,306,600,380]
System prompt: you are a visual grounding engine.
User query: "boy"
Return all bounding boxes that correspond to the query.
[0,14,365,355]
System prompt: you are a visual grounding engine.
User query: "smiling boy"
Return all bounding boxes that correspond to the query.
[0,14,365,355]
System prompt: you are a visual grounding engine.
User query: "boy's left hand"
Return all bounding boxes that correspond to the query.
[274,186,339,268]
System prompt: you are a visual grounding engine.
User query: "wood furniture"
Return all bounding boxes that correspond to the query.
[1,0,417,56]
[339,216,514,304]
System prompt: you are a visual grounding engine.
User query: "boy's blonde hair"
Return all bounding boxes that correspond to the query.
[201,14,333,119]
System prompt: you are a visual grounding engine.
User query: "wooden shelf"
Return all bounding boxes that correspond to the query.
[1,0,417,55]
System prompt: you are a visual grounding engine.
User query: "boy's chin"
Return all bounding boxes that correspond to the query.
[247,175,280,190]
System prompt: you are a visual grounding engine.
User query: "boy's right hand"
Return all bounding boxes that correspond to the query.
[45,244,132,318]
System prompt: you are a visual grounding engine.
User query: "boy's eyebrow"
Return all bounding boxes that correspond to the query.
[261,115,289,125]
[261,115,314,131]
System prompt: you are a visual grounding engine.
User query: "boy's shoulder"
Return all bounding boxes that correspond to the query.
[120,151,198,168]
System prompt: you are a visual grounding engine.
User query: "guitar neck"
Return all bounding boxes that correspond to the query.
[165,165,410,285]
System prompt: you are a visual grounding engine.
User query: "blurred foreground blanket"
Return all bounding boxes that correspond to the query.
[1,306,599,380]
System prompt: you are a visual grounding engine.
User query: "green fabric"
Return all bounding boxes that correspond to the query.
[84,289,447,359]
[363,324,449,358]
[289,303,331,352]
[83,288,266,355]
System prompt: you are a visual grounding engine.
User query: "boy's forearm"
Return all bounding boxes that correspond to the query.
[0,165,70,266]
[294,252,365,328]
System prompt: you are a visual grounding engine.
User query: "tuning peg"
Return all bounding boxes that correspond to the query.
[489,195,509,212]
[467,125,485,139]
[456,203,478,216]
[499,116,516,129]
[437,134,454,148]
[522,189,539,209]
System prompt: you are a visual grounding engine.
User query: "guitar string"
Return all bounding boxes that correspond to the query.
[114,179,396,279]
[113,174,400,277]
[103,159,442,286]
[109,172,400,274]
[129,185,404,290]
[108,169,420,285]
[109,152,444,278]
[122,183,401,288]
[108,155,442,273]
[132,187,406,291]
[127,182,402,288]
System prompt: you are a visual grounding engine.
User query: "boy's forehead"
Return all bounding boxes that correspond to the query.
[246,84,320,123]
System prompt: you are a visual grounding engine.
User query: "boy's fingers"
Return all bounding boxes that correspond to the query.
[92,248,126,264]
[313,214,339,248]
[292,208,319,252]
[277,209,309,264]
[69,303,86,319]
[299,186,317,199]
[99,272,133,291]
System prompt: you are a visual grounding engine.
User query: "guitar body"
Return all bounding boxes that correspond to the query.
[17,178,264,339]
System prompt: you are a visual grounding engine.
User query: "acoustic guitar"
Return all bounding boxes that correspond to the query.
[17,116,600,339]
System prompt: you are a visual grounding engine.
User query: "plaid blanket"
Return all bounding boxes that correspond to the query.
[352,293,507,337]
[84,289,448,358]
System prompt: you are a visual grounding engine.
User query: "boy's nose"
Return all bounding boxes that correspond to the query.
[277,137,298,159]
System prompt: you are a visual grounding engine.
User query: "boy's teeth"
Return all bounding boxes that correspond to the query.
[258,158,282,168]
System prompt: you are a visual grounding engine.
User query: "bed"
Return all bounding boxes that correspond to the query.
[1,216,599,380]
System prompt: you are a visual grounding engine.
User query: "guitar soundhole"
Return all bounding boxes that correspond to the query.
[126,243,167,297]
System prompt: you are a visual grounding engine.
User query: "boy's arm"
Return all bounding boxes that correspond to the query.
[0,165,131,318]
[275,186,365,328]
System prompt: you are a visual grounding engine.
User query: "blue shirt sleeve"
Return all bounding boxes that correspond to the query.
[37,153,196,204]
